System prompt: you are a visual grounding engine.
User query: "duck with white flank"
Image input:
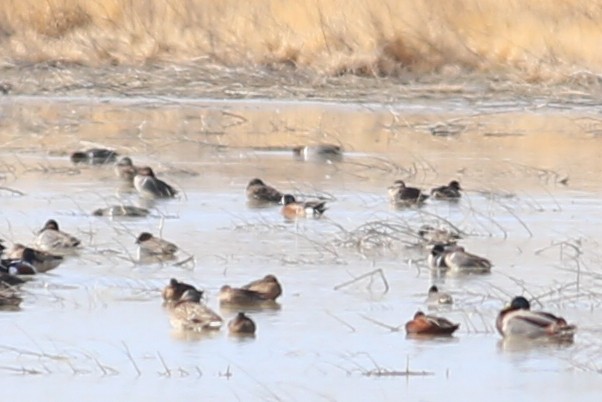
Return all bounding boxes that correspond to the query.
[134,167,177,199]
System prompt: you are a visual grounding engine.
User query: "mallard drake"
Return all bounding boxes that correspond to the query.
[70,148,118,165]
[134,167,178,199]
[496,296,576,341]
[34,219,81,252]
[135,232,178,256]
[228,312,257,335]
[115,157,141,182]
[292,144,343,162]
[281,194,327,219]
[169,289,223,331]
[405,311,460,335]
[426,285,453,306]
[246,178,283,204]
[162,278,200,304]
[7,243,63,273]
[218,285,269,306]
[388,180,428,206]
[431,180,462,200]
[242,274,282,300]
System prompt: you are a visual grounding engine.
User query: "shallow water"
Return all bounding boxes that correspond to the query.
[1,96,602,401]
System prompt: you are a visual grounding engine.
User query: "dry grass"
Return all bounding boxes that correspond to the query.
[1,0,602,81]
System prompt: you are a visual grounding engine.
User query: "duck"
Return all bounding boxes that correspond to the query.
[246,178,283,204]
[168,289,223,331]
[134,167,178,199]
[162,278,200,304]
[292,144,343,162]
[431,180,462,200]
[428,244,450,269]
[135,232,178,256]
[218,285,270,306]
[242,274,282,300]
[228,312,257,335]
[388,180,428,206]
[426,285,453,306]
[496,296,576,341]
[6,243,63,273]
[405,311,460,336]
[443,246,492,273]
[281,194,327,219]
[418,225,461,247]
[92,205,150,217]
[0,247,38,275]
[70,148,118,165]
[33,219,81,253]
[115,157,141,182]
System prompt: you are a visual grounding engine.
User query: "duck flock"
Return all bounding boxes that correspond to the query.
[1,144,576,343]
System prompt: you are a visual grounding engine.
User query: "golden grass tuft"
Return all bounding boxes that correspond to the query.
[1,0,602,80]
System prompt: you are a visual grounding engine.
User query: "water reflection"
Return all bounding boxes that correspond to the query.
[1,97,602,401]
[219,301,282,314]
[170,328,222,342]
[497,337,575,356]
[405,333,461,343]
[228,332,256,341]
[292,144,344,163]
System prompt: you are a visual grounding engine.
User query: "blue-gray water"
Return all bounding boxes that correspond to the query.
[0,97,601,401]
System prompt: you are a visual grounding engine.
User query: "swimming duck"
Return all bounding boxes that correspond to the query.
[388,180,428,206]
[218,285,269,306]
[242,274,282,300]
[70,148,118,165]
[135,232,178,256]
[115,157,141,182]
[1,247,38,275]
[228,312,257,335]
[7,243,63,273]
[281,194,327,219]
[426,285,453,306]
[431,180,462,200]
[169,289,223,331]
[134,167,178,199]
[92,205,150,217]
[428,244,449,269]
[418,225,461,247]
[405,311,460,336]
[246,178,283,204]
[443,246,492,273]
[162,278,201,304]
[292,144,343,162]
[496,296,576,341]
[33,219,81,252]
[429,244,491,273]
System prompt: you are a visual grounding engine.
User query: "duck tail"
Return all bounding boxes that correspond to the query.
[553,324,577,340]
[313,202,328,217]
